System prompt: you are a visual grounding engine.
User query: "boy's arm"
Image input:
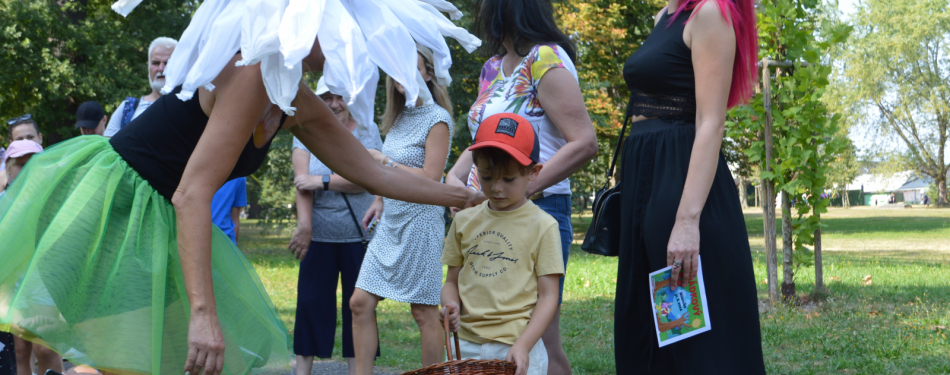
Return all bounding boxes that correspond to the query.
[440,266,463,332]
[507,274,561,375]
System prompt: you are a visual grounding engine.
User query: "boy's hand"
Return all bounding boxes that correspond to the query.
[505,344,531,375]
[439,303,461,332]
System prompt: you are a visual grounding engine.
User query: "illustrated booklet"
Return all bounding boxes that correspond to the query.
[649,256,711,347]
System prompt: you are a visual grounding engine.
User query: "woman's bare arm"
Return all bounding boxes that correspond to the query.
[666,1,735,289]
[532,68,599,197]
[292,147,367,194]
[289,83,482,208]
[290,148,314,259]
[172,62,272,375]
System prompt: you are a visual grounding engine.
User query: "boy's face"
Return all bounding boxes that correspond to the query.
[475,157,542,212]
[11,123,42,145]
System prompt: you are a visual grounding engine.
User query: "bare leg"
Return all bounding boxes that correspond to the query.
[409,304,443,367]
[346,358,356,375]
[349,288,380,375]
[295,355,314,375]
[14,337,32,375]
[32,344,62,374]
[541,306,572,375]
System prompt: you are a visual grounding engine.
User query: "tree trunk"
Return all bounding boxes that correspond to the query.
[938,176,949,207]
[781,192,795,301]
[763,181,778,302]
[814,212,823,292]
[842,187,850,209]
[739,176,749,209]
[755,185,760,207]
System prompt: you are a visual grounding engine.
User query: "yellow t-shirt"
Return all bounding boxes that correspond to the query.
[441,200,565,345]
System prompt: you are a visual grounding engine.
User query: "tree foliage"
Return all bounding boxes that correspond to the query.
[725,0,852,293]
[834,0,950,206]
[556,0,663,202]
[0,0,197,143]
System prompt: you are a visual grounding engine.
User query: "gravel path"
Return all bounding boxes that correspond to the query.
[293,359,398,375]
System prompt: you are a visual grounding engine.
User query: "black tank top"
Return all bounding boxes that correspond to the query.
[623,9,696,119]
[110,86,283,200]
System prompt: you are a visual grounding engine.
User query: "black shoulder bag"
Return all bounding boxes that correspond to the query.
[580,113,631,257]
[341,194,370,248]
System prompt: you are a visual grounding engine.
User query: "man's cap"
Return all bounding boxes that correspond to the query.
[75,101,106,129]
[3,140,43,165]
[469,113,540,166]
[315,77,330,96]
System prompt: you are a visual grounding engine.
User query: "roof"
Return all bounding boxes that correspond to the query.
[847,171,916,193]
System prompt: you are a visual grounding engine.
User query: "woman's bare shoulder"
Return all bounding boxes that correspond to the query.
[691,0,732,30]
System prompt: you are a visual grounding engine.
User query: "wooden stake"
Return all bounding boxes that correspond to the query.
[761,58,779,303]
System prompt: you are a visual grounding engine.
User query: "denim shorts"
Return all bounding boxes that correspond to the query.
[532,194,572,304]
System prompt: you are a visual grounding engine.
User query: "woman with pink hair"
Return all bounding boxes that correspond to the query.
[614,0,765,372]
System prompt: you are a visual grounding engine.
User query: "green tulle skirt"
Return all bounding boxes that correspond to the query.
[0,136,290,374]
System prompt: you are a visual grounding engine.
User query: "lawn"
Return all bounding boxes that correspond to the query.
[238,206,950,374]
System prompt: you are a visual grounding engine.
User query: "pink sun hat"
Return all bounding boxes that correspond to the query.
[3,140,43,166]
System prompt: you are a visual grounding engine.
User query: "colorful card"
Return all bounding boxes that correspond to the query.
[649,256,711,347]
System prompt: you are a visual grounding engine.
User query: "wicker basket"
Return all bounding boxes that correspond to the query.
[401,311,516,375]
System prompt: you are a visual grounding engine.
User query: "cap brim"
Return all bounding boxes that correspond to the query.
[3,150,39,165]
[75,120,99,129]
[468,141,533,166]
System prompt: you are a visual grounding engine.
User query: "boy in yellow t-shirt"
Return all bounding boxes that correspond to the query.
[440,113,564,375]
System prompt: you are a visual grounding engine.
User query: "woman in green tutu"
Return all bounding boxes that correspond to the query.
[0,0,482,374]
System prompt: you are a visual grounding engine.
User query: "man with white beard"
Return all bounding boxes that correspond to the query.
[103,37,177,138]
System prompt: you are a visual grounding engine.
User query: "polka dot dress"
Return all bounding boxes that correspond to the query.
[356,104,453,305]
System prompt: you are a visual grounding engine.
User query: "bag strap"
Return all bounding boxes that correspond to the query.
[340,191,365,238]
[606,114,633,179]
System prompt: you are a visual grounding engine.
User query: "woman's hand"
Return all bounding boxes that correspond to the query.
[288,225,312,260]
[666,218,700,290]
[462,189,487,210]
[294,175,322,191]
[362,197,383,230]
[505,343,531,375]
[438,302,461,332]
[185,311,225,375]
[366,149,386,164]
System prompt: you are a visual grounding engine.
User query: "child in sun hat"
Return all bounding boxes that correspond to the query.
[1,140,44,197]
[440,113,564,375]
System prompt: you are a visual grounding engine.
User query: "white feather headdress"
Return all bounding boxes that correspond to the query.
[112,0,480,134]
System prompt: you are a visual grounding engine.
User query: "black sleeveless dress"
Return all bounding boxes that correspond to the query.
[614,9,766,374]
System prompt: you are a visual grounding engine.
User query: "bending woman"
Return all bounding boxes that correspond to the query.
[0,7,483,375]
[614,0,765,373]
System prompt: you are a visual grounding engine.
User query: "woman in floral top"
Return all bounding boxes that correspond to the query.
[445,0,597,373]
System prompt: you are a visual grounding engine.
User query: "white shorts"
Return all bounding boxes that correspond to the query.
[454,338,548,375]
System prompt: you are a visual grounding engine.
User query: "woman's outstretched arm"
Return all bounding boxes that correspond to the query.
[289,82,484,209]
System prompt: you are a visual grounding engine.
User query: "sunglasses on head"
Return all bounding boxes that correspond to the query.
[6,114,32,126]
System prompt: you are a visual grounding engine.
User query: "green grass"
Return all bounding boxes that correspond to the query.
[238,207,950,374]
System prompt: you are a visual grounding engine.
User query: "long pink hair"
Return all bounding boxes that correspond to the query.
[670,0,758,108]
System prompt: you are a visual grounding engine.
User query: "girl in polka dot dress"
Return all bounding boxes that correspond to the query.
[349,44,455,375]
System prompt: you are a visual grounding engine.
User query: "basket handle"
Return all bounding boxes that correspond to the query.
[443,309,461,361]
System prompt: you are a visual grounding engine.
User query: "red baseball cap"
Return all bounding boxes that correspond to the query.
[469,113,540,166]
